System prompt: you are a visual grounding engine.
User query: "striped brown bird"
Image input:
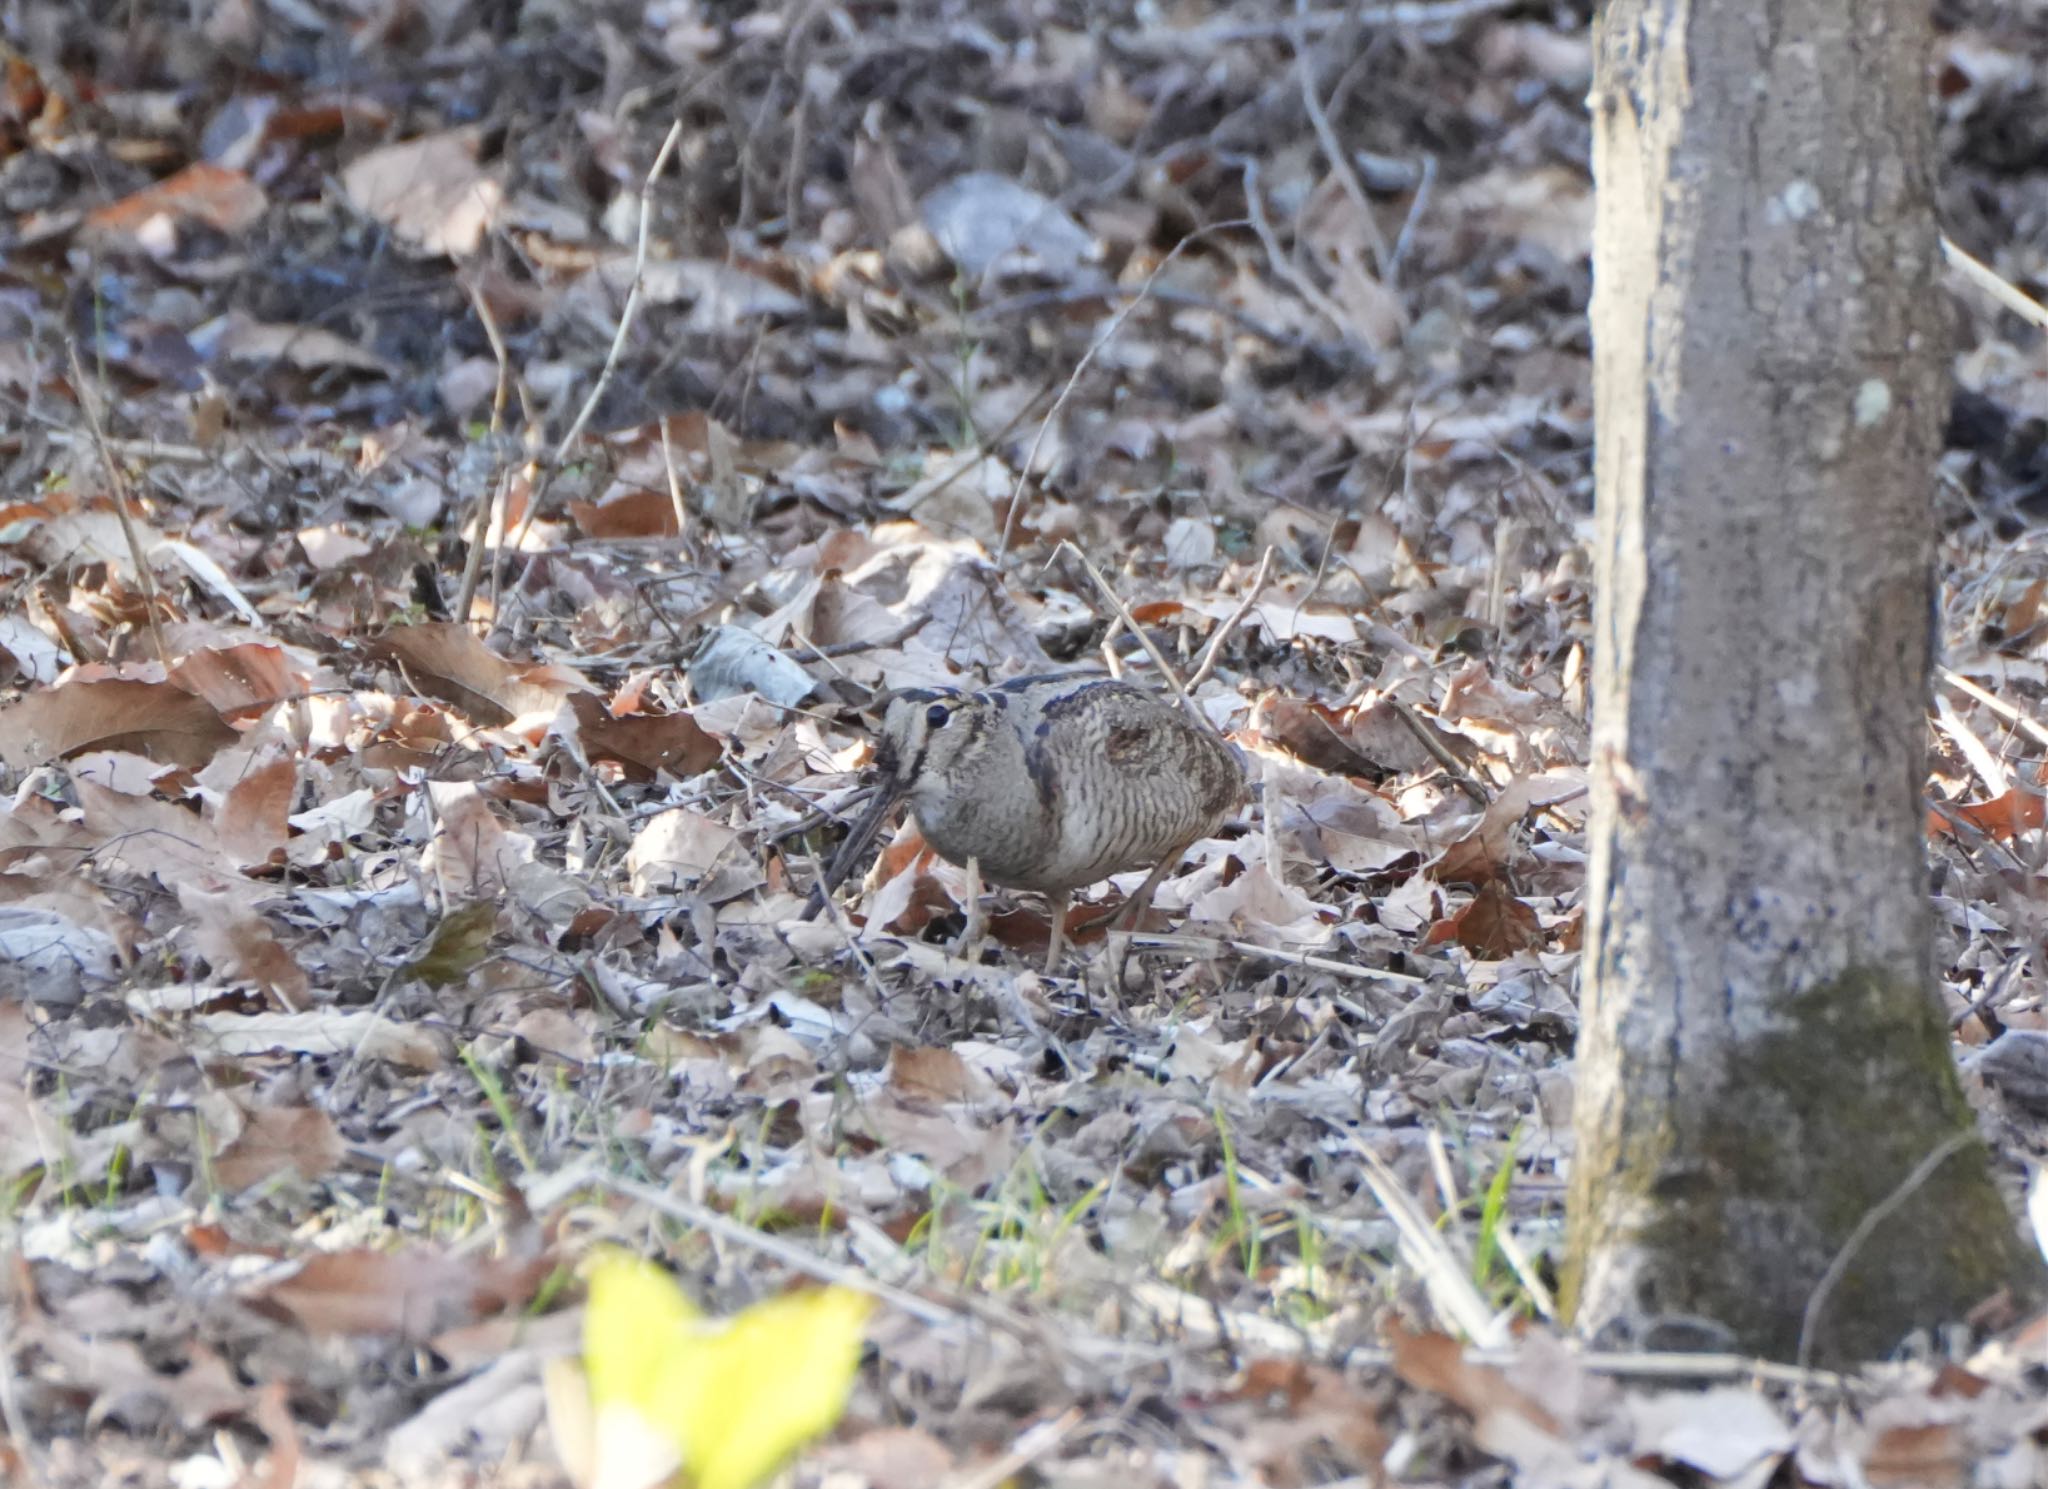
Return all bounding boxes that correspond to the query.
[812,673,1245,967]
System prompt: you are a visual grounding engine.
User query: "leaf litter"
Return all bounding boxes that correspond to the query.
[0,0,2046,1485]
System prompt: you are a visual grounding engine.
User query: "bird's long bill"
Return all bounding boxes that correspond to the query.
[802,780,905,920]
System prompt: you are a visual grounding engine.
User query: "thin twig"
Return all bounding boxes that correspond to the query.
[35,430,214,463]
[995,219,1251,561]
[601,1174,961,1327]
[67,341,167,665]
[462,275,515,436]
[1942,234,2048,330]
[0,1306,35,1487]
[800,614,932,659]
[1937,665,2048,750]
[939,1409,1086,1489]
[1126,933,1427,986]
[1184,546,1276,695]
[510,118,687,556]
[658,415,689,538]
[1390,697,1489,805]
[1292,0,1393,283]
[1145,0,1520,47]
[1386,152,1437,285]
[1051,540,1188,701]
[453,278,516,628]
[452,469,505,627]
[969,284,1313,351]
[1796,1129,1974,1371]
[1951,953,2027,1032]
[1239,158,1355,343]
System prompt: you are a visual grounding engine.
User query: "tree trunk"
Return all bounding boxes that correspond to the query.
[1563,0,2041,1363]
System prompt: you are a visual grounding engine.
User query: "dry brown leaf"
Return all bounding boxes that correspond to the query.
[566,487,679,538]
[888,1045,998,1105]
[0,678,236,770]
[1389,1320,1562,1435]
[341,128,502,257]
[421,782,531,902]
[1185,861,1334,943]
[179,883,310,1005]
[30,1326,253,1431]
[207,315,394,376]
[511,1006,595,1063]
[815,1426,956,1489]
[370,622,587,725]
[189,1010,444,1071]
[77,780,239,891]
[211,755,297,870]
[627,806,763,899]
[1256,695,1385,778]
[1432,769,1586,885]
[246,1380,304,1489]
[1929,788,2045,841]
[1625,1384,1791,1480]
[248,1247,551,1339]
[212,1105,345,1189]
[566,692,721,781]
[82,161,267,245]
[1427,882,1545,958]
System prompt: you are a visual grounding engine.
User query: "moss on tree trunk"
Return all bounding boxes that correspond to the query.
[1567,0,2043,1360]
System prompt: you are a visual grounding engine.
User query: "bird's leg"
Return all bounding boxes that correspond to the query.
[1042,889,1071,973]
[951,854,986,961]
[1108,845,1191,935]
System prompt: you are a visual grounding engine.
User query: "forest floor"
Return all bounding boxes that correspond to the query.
[4,1,2048,1485]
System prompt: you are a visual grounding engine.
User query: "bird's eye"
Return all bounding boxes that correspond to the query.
[925,702,951,729]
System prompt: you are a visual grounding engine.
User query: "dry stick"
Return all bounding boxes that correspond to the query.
[1240,158,1355,342]
[658,415,688,537]
[1943,234,2048,330]
[1126,933,1427,987]
[1184,545,1276,696]
[453,281,520,625]
[940,1408,1086,1489]
[602,1175,961,1327]
[1937,665,2048,751]
[67,341,167,666]
[505,118,687,563]
[1390,696,1490,805]
[601,1173,1132,1375]
[1795,1129,1975,1372]
[994,218,1253,562]
[37,430,214,464]
[463,276,515,437]
[1291,0,1393,284]
[1386,153,1437,286]
[1175,0,1520,45]
[970,283,1309,352]
[1052,539,1188,699]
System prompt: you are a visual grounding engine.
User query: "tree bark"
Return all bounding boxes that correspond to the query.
[1564,0,2041,1363]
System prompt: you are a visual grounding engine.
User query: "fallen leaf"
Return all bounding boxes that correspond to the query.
[83,161,267,246]
[567,693,722,781]
[341,128,502,257]
[212,1105,345,1189]
[249,1247,551,1339]
[371,622,588,726]
[0,677,236,770]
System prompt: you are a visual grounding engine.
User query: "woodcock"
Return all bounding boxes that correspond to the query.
[814,673,1246,967]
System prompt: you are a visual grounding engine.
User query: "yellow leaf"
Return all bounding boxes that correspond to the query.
[571,1249,871,1489]
[682,1286,873,1489]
